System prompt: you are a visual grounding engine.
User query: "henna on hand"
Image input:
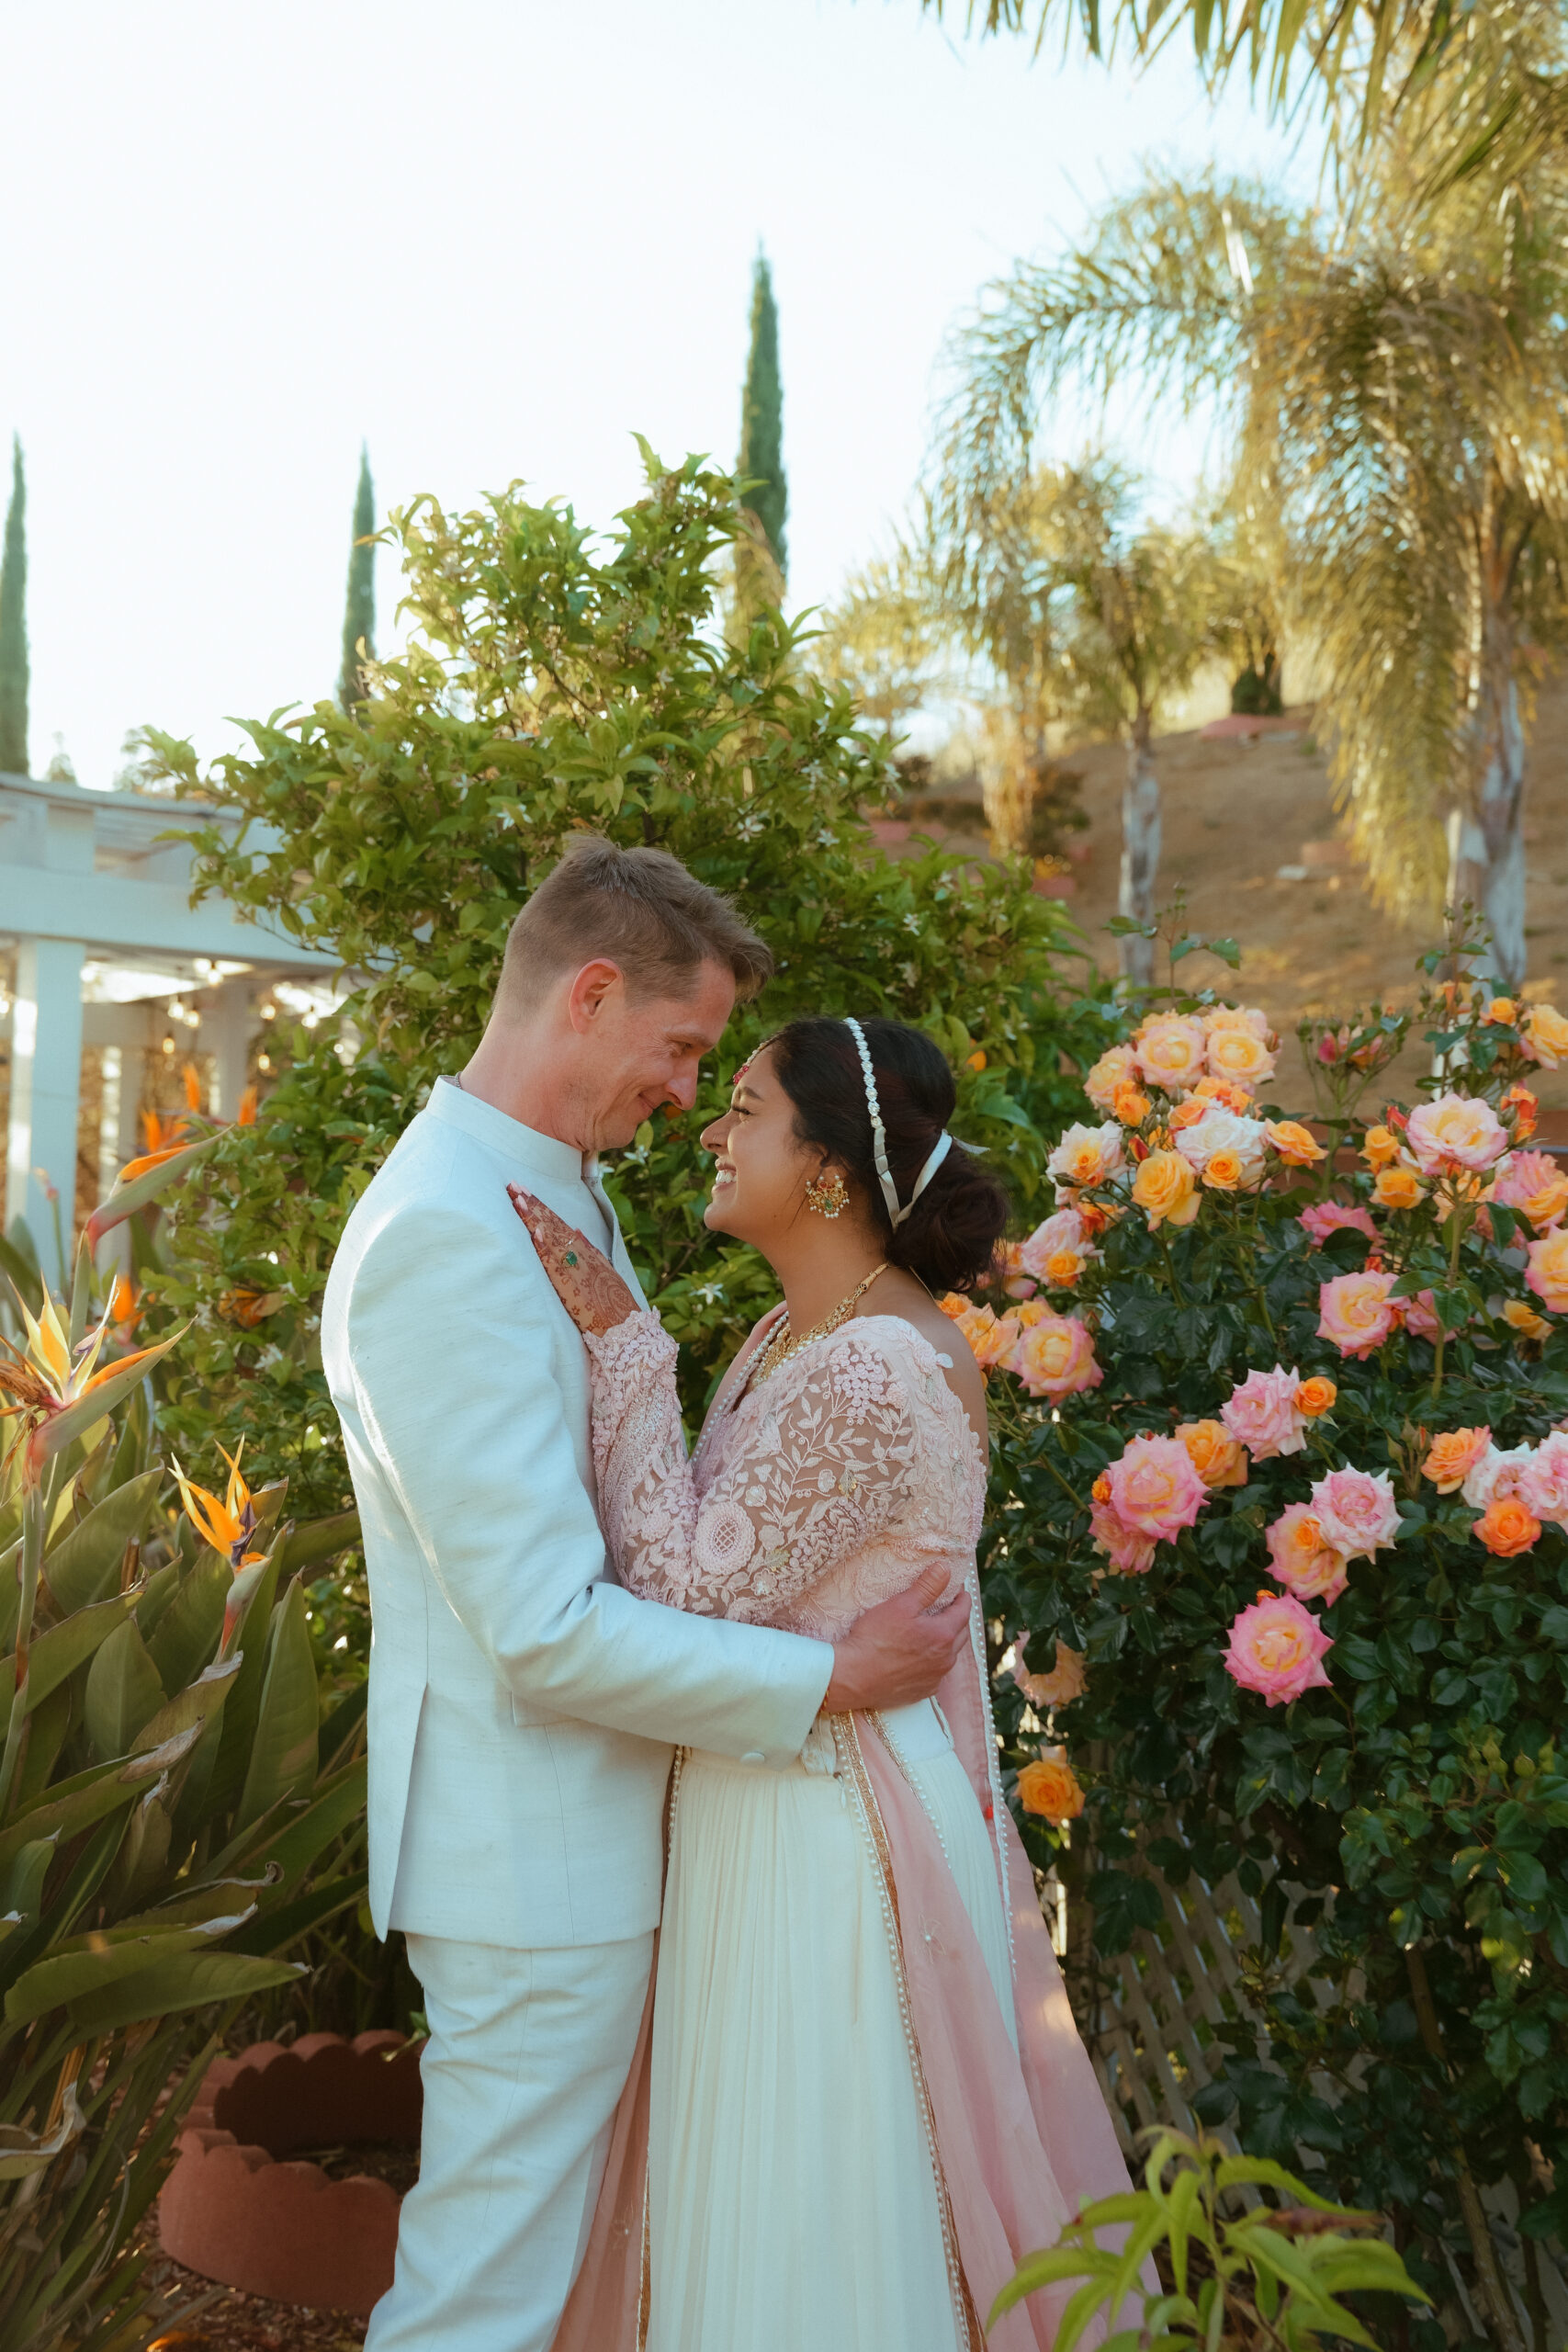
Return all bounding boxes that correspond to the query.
[507,1185,638,1336]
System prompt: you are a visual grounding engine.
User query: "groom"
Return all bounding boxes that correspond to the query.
[322,835,969,2352]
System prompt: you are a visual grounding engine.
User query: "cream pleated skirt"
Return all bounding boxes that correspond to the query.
[645,1700,1015,2352]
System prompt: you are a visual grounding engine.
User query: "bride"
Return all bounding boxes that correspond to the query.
[511,1014,1131,2352]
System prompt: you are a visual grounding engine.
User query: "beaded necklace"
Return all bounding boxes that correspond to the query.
[747,1262,889,1392]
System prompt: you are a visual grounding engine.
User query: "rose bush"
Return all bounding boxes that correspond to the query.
[974,933,1568,2346]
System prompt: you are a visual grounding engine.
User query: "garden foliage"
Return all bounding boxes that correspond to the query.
[975,922,1568,2342]
[0,1246,367,2352]
[139,445,1111,1605]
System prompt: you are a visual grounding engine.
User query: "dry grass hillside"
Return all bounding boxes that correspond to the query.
[887,680,1568,1113]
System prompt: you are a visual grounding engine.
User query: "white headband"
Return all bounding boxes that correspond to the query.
[842,1017,955,1229]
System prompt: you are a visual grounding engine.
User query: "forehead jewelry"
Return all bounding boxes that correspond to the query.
[841,1017,954,1229]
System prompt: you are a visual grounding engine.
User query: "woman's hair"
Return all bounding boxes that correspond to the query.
[767,1016,1009,1295]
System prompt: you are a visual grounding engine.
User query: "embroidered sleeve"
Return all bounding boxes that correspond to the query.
[581,1312,919,1622]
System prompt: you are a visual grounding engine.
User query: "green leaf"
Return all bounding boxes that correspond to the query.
[1,1589,136,1736]
[234,1580,319,1832]
[146,1551,230,1694]
[83,1616,166,1760]
[41,1469,164,1613]
[6,1913,254,2023]
[64,1948,304,2034]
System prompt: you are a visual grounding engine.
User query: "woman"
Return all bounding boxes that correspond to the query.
[512,1016,1131,2352]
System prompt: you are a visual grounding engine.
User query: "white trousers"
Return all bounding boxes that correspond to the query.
[366,1929,654,2352]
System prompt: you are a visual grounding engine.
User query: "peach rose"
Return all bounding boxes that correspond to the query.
[1372,1164,1426,1211]
[1504,1298,1552,1341]
[1317,1269,1402,1359]
[1518,1430,1568,1528]
[1084,1043,1138,1113]
[1205,1024,1277,1091]
[1018,1208,1097,1287]
[1221,1364,1307,1460]
[1404,1091,1508,1177]
[1309,1466,1401,1560]
[1194,1075,1257,1114]
[1421,1427,1492,1494]
[1526,1228,1568,1313]
[1359,1125,1402,1171]
[1299,1202,1379,1247]
[1224,1591,1333,1707]
[1175,1108,1269,1189]
[1168,1096,1211,1133]
[1176,1419,1249,1489]
[1115,1083,1153,1125]
[1296,1376,1337,1419]
[1483,997,1518,1026]
[1266,1504,1348,1605]
[1461,1442,1533,1510]
[1522,1002,1568,1069]
[1017,1754,1086,1824]
[1131,1149,1201,1231]
[938,1293,969,1320]
[1402,1290,1454,1345]
[1104,1432,1209,1541]
[1134,1014,1209,1091]
[1501,1083,1539,1140]
[1473,1494,1541,1557]
[1014,1639,1087,1709]
[1047,1121,1125,1196]
[953,1303,1018,1369]
[1491,1149,1568,1231]
[1089,1499,1157,1577]
[1203,1004,1270,1040]
[1266,1120,1327,1167]
[1010,1313,1104,1402]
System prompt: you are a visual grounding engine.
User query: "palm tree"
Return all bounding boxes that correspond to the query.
[934,150,1568,985]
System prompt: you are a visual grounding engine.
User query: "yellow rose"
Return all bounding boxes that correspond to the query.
[1201,1147,1246,1191]
[1131,1149,1200,1230]
[1266,1119,1327,1167]
[1504,1298,1552,1341]
[1206,1025,1276,1090]
[1524,1003,1568,1069]
[1114,1083,1153,1126]
[1084,1043,1137,1114]
[1175,1419,1249,1488]
[1360,1125,1401,1171]
[1017,1756,1086,1825]
[1043,1248,1087,1288]
[1526,1227,1568,1313]
[1373,1164,1426,1211]
[1484,997,1518,1026]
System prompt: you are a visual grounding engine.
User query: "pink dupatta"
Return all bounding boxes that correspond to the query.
[552,1583,1133,2351]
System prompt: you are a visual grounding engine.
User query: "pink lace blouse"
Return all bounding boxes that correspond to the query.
[581,1308,987,1643]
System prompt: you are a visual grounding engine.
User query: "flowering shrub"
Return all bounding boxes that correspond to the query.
[979,934,1568,2335]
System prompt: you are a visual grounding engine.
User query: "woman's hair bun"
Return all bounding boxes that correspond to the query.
[768,1015,1009,1294]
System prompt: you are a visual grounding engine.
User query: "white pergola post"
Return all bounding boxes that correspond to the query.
[6,936,86,1287]
[200,981,253,1117]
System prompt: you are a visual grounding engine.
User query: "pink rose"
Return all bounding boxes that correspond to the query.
[1404,1091,1508,1177]
[1224,1591,1334,1707]
[1010,1313,1104,1402]
[1490,1149,1568,1231]
[1265,1503,1348,1605]
[1317,1270,1402,1359]
[1298,1203,1380,1247]
[1402,1289,1455,1344]
[1017,1208,1096,1284]
[1461,1442,1534,1510]
[1104,1433,1208,1542]
[1517,1430,1568,1529]
[1308,1466,1402,1560]
[1089,1498,1156,1577]
[1221,1364,1308,1461]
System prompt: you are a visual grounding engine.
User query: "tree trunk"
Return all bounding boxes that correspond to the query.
[1447,611,1527,989]
[1119,711,1160,987]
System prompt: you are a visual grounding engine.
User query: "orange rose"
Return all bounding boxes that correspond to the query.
[1168,1097,1210,1132]
[1194,1075,1254,1114]
[1091,1472,1111,1505]
[1504,1298,1551,1341]
[1043,1248,1086,1288]
[1501,1083,1539,1140]
[1295,1377,1337,1419]
[1176,1419,1248,1489]
[966,1048,987,1072]
[1474,1494,1541,1557]
[1017,1756,1086,1825]
[1360,1125,1401,1171]
[938,1294,969,1321]
[1373,1164,1426,1211]
[1114,1083,1153,1126]
[1421,1427,1492,1493]
[1201,1148,1246,1192]
[1484,997,1518,1026]
[1131,1149,1200,1231]
[1013,1299,1052,1329]
[1266,1120,1327,1167]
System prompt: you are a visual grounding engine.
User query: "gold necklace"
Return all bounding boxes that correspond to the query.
[748,1263,889,1391]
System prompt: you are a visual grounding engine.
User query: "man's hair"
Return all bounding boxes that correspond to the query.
[497,835,773,1011]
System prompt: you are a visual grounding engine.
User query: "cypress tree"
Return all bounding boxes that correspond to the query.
[337,445,377,710]
[738,251,787,587]
[0,436,28,775]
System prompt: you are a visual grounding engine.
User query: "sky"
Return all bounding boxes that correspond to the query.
[0,0,1313,789]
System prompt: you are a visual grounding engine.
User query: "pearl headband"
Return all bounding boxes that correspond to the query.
[842,1017,954,1229]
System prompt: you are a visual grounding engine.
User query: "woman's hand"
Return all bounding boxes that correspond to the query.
[507,1187,639,1337]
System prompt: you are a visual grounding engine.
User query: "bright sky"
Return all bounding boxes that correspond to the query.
[1,0,1310,789]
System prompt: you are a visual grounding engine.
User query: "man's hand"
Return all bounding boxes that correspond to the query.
[822,1563,969,1714]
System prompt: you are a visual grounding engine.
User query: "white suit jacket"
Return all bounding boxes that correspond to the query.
[321,1080,834,1948]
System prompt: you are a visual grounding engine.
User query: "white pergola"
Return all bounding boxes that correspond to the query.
[1,768,340,1285]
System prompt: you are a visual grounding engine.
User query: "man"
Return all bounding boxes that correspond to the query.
[322,835,967,2352]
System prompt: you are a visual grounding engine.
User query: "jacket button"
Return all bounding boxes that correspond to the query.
[740,1751,765,1765]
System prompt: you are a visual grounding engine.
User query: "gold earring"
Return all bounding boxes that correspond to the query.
[805,1170,849,1220]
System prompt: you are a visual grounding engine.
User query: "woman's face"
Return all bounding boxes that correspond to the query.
[700,1046,833,1245]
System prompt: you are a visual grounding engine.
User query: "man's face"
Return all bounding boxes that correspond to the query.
[581,958,738,1151]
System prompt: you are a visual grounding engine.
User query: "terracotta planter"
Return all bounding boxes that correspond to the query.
[159,2031,423,2316]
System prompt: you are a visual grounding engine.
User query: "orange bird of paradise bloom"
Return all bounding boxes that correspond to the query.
[0,1293,169,1489]
[173,1439,266,1573]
